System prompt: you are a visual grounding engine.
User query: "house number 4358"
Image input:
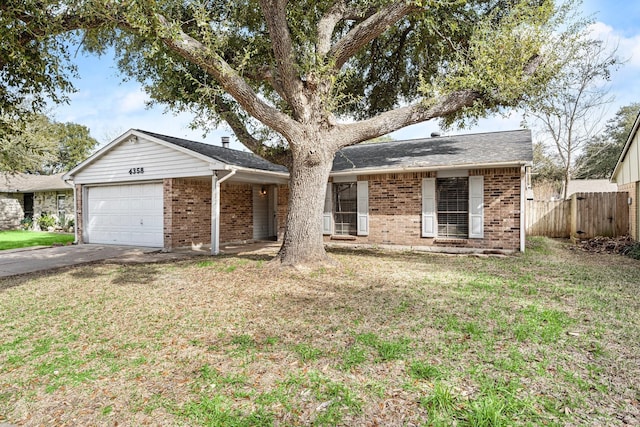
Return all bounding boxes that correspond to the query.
[129,167,144,175]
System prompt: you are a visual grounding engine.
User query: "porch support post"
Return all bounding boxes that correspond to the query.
[211,169,237,256]
[211,174,220,255]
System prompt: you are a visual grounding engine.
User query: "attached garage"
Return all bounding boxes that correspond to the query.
[64,129,290,253]
[85,183,164,247]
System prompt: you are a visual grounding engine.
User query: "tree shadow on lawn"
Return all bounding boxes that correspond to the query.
[69,261,165,285]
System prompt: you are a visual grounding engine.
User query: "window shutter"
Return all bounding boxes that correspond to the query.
[322,183,333,235]
[422,178,436,237]
[469,176,484,238]
[357,180,369,236]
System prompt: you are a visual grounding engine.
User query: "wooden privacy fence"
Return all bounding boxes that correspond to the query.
[526,192,629,239]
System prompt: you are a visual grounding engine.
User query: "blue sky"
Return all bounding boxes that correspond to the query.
[50,1,640,151]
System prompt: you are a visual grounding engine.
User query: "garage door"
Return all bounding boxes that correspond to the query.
[86,183,164,247]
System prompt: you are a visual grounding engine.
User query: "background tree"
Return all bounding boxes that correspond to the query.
[531,140,564,199]
[574,102,640,179]
[526,37,622,199]
[4,0,581,267]
[41,121,99,174]
[0,113,98,174]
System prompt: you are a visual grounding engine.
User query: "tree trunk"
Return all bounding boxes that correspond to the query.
[273,142,336,268]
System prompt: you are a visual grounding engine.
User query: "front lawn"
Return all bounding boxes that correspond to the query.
[0,237,638,425]
[0,230,74,251]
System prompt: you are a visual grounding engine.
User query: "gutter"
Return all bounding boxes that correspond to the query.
[64,178,78,244]
[212,164,289,179]
[329,160,531,177]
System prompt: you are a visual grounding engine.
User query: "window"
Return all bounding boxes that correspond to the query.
[437,177,468,238]
[333,183,357,235]
[57,194,66,224]
[323,181,369,236]
[422,175,483,239]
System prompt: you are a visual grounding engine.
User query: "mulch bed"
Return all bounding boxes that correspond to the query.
[571,235,637,255]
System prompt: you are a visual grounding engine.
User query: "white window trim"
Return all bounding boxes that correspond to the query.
[422,175,484,239]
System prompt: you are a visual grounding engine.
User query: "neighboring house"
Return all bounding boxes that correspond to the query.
[611,110,640,241]
[64,129,532,254]
[0,173,73,230]
[563,179,619,199]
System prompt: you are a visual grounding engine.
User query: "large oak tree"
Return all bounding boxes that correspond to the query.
[2,0,577,266]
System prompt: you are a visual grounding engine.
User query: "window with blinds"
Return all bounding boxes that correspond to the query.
[437,177,469,238]
[333,183,357,235]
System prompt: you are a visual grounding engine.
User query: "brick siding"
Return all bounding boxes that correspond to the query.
[323,167,523,251]
[164,178,212,249]
[276,184,289,240]
[219,182,253,243]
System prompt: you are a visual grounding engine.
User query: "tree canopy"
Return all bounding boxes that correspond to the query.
[1,0,582,265]
[525,35,621,198]
[0,113,98,174]
[574,102,640,179]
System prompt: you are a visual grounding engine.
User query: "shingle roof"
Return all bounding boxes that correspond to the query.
[332,129,533,172]
[0,173,71,193]
[138,130,288,173]
[136,129,532,175]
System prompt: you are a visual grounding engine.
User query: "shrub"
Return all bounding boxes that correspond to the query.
[37,213,57,229]
[20,217,33,230]
[623,242,640,260]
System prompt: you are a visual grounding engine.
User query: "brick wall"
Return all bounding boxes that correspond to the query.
[219,182,253,243]
[277,184,289,240]
[323,167,523,251]
[618,181,638,240]
[164,178,212,249]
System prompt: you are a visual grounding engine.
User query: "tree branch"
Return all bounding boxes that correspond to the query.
[331,90,482,149]
[327,1,419,70]
[213,96,292,167]
[317,0,348,57]
[154,14,300,141]
[258,0,306,119]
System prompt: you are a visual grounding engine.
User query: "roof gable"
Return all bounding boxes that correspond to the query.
[138,130,288,173]
[612,110,640,184]
[332,130,533,173]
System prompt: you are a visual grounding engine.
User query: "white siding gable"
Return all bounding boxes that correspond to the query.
[620,131,640,184]
[73,136,221,184]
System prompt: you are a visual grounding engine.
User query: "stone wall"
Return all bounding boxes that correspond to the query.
[33,190,74,226]
[0,193,24,230]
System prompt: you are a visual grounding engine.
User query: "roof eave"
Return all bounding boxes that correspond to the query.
[329,160,531,177]
[214,164,290,178]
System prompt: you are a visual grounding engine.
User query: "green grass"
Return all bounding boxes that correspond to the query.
[0,237,638,425]
[0,230,74,250]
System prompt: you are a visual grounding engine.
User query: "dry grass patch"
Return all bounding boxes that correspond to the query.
[1,237,639,426]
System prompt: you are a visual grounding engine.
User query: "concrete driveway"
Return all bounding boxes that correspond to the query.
[0,244,170,278]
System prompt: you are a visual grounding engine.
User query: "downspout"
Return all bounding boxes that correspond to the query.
[65,179,78,244]
[211,169,237,255]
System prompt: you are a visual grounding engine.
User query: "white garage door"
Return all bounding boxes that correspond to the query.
[86,183,164,247]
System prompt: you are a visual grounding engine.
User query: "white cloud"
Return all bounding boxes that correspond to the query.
[118,89,151,114]
[588,22,640,69]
